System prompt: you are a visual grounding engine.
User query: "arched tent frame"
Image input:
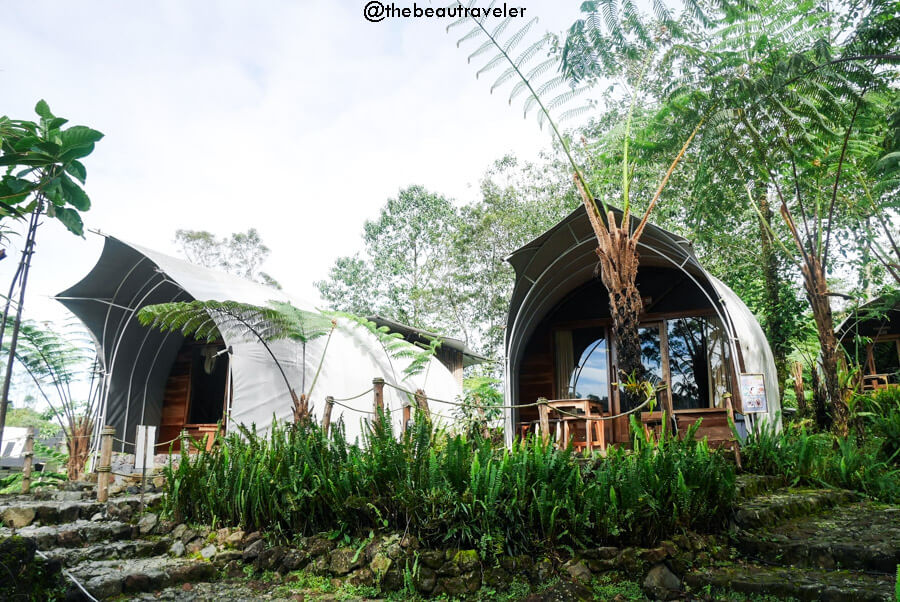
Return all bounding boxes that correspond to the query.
[56,234,461,455]
[503,208,781,446]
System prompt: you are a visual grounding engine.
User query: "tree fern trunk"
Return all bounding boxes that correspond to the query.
[802,255,848,436]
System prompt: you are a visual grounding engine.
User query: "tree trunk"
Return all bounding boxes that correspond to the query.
[758,194,789,402]
[801,255,848,436]
[791,361,807,416]
[573,174,648,412]
[591,209,646,409]
[67,417,93,481]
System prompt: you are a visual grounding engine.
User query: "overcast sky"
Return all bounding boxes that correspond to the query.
[1,0,584,323]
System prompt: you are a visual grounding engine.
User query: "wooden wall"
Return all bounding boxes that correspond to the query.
[157,346,191,452]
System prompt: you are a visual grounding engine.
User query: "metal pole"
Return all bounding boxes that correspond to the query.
[139,426,148,513]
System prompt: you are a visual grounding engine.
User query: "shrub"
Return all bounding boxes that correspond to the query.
[741,419,900,503]
[164,414,736,556]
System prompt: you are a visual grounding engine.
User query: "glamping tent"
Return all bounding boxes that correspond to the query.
[838,294,900,389]
[504,208,781,447]
[56,235,462,453]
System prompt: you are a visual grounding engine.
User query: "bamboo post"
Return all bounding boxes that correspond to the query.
[179,428,189,453]
[402,405,411,434]
[372,377,385,425]
[96,425,115,503]
[538,398,550,446]
[21,426,34,494]
[414,388,430,421]
[322,396,335,436]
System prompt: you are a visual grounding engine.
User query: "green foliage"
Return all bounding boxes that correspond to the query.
[741,419,900,503]
[330,312,440,380]
[0,100,103,234]
[174,228,281,288]
[4,407,61,438]
[861,388,900,465]
[164,416,735,556]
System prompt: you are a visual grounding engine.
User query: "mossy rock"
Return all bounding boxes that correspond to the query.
[0,536,65,599]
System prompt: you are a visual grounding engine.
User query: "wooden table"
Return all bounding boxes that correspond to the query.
[546,399,608,452]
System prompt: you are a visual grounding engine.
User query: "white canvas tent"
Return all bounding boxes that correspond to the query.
[56,234,461,452]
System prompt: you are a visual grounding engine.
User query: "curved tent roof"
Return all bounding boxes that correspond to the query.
[56,235,461,450]
[503,207,781,439]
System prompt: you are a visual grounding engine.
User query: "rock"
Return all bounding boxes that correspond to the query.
[347,567,374,587]
[170,541,186,557]
[200,544,217,559]
[186,539,205,556]
[225,530,245,547]
[535,557,554,582]
[122,573,152,593]
[242,531,263,549]
[419,549,445,570]
[562,559,591,584]
[1,506,36,528]
[90,512,104,522]
[181,528,197,545]
[137,513,158,535]
[370,552,392,580]
[223,560,244,579]
[414,566,436,593]
[215,550,243,564]
[328,547,361,575]
[243,538,264,561]
[483,567,511,588]
[531,579,593,601]
[643,563,681,600]
[304,535,335,558]
[280,549,309,572]
[57,503,81,523]
[215,527,231,545]
[257,546,287,571]
[642,546,669,564]
[57,529,83,547]
[157,520,176,535]
[172,523,187,540]
[452,549,480,572]
[152,475,166,488]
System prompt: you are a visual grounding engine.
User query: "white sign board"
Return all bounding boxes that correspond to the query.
[134,425,157,471]
[739,373,768,414]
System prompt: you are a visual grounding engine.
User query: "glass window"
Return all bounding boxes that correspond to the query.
[567,328,610,412]
[666,317,732,410]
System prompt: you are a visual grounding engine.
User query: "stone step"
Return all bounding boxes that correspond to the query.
[66,555,218,600]
[0,492,165,528]
[733,487,858,530]
[737,501,900,574]
[685,562,895,602]
[0,519,134,550]
[735,474,785,499]
[45,538,172,567]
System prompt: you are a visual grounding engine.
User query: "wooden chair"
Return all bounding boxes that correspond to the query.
[546,399,608,452]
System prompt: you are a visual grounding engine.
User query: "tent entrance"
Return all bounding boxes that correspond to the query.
[158,338,230,452]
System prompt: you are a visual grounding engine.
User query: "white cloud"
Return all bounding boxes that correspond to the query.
[1,0,583,323]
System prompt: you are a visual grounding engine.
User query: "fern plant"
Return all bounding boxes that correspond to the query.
[328,311,442,381]
[4,317,101,480]
[138,299,336,422]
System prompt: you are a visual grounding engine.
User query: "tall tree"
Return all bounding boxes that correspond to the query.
[316,185,458,329]
[0,101,102,453]
[174,228,281,289]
